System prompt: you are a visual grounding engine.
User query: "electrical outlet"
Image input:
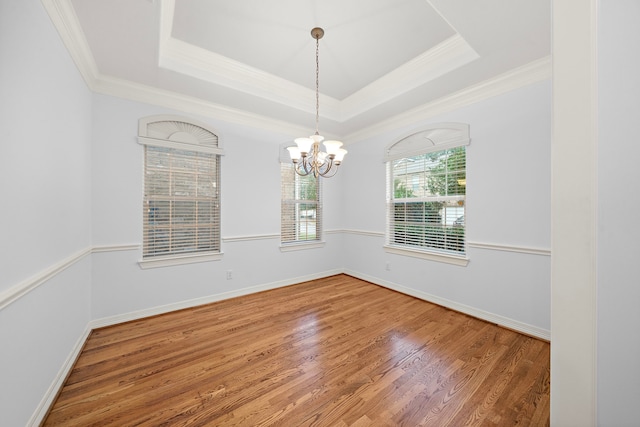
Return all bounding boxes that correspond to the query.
[385,262,391,271]
[226,270,233,280]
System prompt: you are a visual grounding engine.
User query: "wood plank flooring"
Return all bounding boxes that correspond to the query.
[42,274,550,426]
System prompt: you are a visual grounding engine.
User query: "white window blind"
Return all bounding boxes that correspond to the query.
[138,116,222,261]
[144,147,220,257]
[385,124,469,257]
[280,163,321,244]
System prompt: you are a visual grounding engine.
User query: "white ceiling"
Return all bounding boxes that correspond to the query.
[51,0,550,142]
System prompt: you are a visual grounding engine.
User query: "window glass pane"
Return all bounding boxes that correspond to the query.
[143,143,220,258]
[147,200,170,225]
[173,200,196,225]
[197,157,215,174]
[281,163,321,244]
[172,228,196,252]
[449,170,467,196]
[171,151,192,170]
[147,147,171,168]
[388,145,466,255]
[172,172,196,196]
[196,201,215,223]
[298,175,317,200]
[196,176,216,197]
[197,227,216,251]
[146,235,170,255]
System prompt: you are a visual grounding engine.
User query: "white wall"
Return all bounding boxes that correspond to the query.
[0,1,556,425]
[90,94,345,321]
[6,2,640,425]
[0,0,93,425]
[341,81,552,335]
[0,1,92,290]
[597,1,640,425]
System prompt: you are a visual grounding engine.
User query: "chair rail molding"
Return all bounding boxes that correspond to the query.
[0,247,92,311]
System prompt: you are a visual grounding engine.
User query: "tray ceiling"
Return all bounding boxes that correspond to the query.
[48,0,550,141]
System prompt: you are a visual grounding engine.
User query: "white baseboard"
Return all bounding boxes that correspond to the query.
[89,269,343,329]
[28,267,548,425]
[29,269,341,425]
[27,326,92,426]
[344,269,551,341]
[89,266,549,341]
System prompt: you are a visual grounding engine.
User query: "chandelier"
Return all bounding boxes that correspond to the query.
[287,27,347,178]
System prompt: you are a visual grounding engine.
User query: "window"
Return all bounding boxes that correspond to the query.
[385,123,469,265]
[280,149,322,247]
[138,116,223,267]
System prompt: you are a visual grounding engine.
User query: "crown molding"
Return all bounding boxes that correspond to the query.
[340,34,480,121]
[158,0,174,46]
[40,0,310,138]
[344,55,552,143]
[155,0,480,123]
[41,0,99,90]
[93,75,313,137]
[157,1,481,123]
[158,32,478,124]
[43,0,551,145]
[157,0,342,121]
[159,37,343,122]
[91,56,550,145]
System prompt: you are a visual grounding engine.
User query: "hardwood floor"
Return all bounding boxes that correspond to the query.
[43,274,550,426]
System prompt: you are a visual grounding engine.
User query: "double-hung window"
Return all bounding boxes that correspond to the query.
[384,123,469,265]
[138,116,223,268]
[280,152,322,248]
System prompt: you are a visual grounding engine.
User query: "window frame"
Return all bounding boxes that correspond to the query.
[384,123,470,266]
[279,148,324,251]
[137,115,224,269]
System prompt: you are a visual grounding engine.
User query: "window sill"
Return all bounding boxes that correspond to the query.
[280,241,326,252]
[138,252,223,269]
[383,245,469,266]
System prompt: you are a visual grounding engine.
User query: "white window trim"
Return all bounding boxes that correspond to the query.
[138,252,223,269]
[280,241,326,252]
[137,115,224,268]
[384,123,470,265]
[279,145,323,246]
[384,122,470,162]
[383,244,469,266]
[138,136,224,155]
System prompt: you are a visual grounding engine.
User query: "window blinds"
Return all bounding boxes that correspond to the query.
[280,163,321,243]
[143,146,220,257]
[387,146,466,254]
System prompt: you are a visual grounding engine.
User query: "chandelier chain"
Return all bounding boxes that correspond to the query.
[315,36,320,136]
[287,27,346,178]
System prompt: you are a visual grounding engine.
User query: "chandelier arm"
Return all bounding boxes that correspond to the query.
[293,158,311,176]
[318,157,339,178]
[301,156,312,176]
[319,165,340,178]
[319,156,333,175]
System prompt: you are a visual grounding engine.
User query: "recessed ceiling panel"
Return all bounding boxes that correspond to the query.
[56,0,550,140]
[171,0,456,99]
